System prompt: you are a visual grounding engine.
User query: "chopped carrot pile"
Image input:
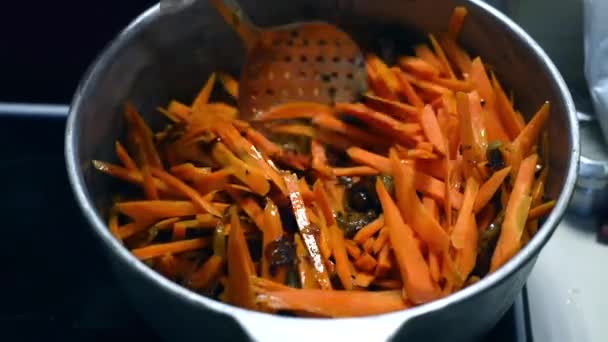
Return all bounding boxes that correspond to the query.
[94,6,553,317]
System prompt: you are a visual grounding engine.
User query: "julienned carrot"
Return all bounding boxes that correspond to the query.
[226,207,257,309]
[229,192,265,229]
[131,237,210,260]
[354,253,377,272]
[491,154,538,272]
[313,180,336,226]
[117,200,198,220]
[244,128,281,157]
[214,121,287,195]
[376,178,440,304]
[211,142,270,195]
[451,177,479,249]
[311,140,333,178]
[528,200,555,221]
[295,234,321,289]
[454,213,478,282]
[457,92,486,179]
[375,243,392,277]
[367,54,400,99]
[398,71,452,96]
[115,141,137,171]
[254,287,408,317]
[125,104,163,168]
[438,34,472,76]
[262,199,287,283]
[218,71,238,98]
[192,168,232,195]
[399,56,440,79]
[335,103,421,142]
[330,223,353,290]
[345,240,362,259]
[187,254,225,290]
[347,147,391,173]
[166,100,191,121]
[448,6,468,38]
[312,115,387,147]
[353,216,385,244]
[270,124,316,137]
[170,163,210,181]
[474,166,512,212]
[363,93,420,119]
[254,102,334,121]
[512,102,550,158]
[492,76,524,140]
[415,44,443,72]
[308,208,333,267]
[192,72,216,111]
[284,173,332,289]
[428,252,441,283]
[469,89,510,144]
[420,105,448,155]
[391,153,450,253]
[372,227,390,254]
[332,166,379,177]
[151,168,222,217]
[92,160,178,197]
[429,34,455,79]
[354,272,375,288]
[470,58,495,109]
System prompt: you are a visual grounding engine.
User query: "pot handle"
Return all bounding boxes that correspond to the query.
[233,312,407,342]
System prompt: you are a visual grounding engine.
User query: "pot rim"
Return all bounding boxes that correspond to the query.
[65,0,579,331]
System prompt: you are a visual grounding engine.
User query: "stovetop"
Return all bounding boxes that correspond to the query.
[0,104,532,341]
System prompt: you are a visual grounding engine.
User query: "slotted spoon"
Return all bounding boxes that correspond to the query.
[205,0,367,119]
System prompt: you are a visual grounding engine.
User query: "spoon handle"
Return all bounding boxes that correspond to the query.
[208,0,259,49]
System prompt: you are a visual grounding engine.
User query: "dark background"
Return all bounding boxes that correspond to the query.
[0,0,157,103]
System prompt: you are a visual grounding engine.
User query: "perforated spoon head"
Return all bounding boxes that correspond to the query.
[207,0,366,119]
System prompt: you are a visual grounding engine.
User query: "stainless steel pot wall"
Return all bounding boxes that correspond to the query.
[65,0,579,341]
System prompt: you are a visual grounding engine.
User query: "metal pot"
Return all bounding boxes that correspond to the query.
[65,0,579,340]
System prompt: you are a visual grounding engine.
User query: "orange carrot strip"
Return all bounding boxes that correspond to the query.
[354,253,378,273]
[392,69,425,108]
[375,243,392,277]
[363,93,420,119]
[438,34,472,76]
[192,73,216,111]
[362,238,375,254]
[193,168,233,195]
[353,216,385,244]
[245,128,282,156]
[187,255,225,290]
[391,152,450,253]
[353,272,375,288]
[451,177,480,249]
[284,173,332,289]
[312,115,388,147]
[470,58,496,108]
[115,141,137,171]
[214,122,286,194]
[399,71,453,96]
[92,160,177,197]
[457,92,486,179]
[226,207,257,309]
[512,102,550,158]
[347,147,391,173]
[125,104,163,168]
[262,199,287,283]
[313,180,336,226]
[527,200,556,221]
[165,100,191,121]
[422,197,439,220]
[415,44,443,72]
[372,278,403,290]
[376,178,440,304]
[330,223,353,290]
[211,142,270,195]
[170,163,211,180]
[117,200,198,220]
[454,213,478,282]
[218,71,239,98]
[295,234,321,289]
[428,252,441,283]
[367,54,400,99]
[311,140,333,178]
[332,166,380,177]
[255,102,334,122]
[429,34,455,79]
[372,227,390,254]
[492,76,525,140]
[151,168,221,217]
[448,6,468,38]
[254,287,408,317]
[474,166,512,212]
[345,240,362,259]
[270,124,316,137]
[491,154,538,272]
[399,56,440,79]
[335,103,421,142]
[131,237,210,260]
[420,105,448,155]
